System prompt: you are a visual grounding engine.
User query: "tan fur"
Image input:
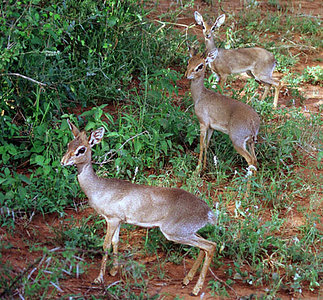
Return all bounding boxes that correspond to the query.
[61,120,217,296]
[194,11,281,108]
[186,47,260,172]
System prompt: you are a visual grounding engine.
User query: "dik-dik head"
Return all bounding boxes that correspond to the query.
[61,119,105,166]
[185,46,218,80]
[194,11,225,41]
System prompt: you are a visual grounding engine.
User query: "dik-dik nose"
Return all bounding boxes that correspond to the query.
[60,155,67,166]
[61,153,72,166]
[185,70,194,80]
[205,32,212,39]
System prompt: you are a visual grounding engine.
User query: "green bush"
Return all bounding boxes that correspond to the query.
[0,0,186,227]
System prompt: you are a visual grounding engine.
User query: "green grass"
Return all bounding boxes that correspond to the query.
[0,0,322,298]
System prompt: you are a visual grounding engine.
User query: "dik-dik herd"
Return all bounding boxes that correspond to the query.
[61,11,280,296]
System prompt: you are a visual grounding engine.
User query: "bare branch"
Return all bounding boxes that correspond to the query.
[94,130,149,165]
[1,73,47,86]
[209,268,238,299]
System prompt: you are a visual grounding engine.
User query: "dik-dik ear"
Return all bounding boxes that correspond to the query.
[88,127,105,147]
[194,11,204,26]
[67,119,80,138]
[206,49,219,64]
[211,14,225,32]
[187,43,198,58]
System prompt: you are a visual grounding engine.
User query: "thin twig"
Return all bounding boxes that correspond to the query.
[1,73,47,86]
[0,257,42,298]
[106,280,121,289]
[50,281,64,293]
[246,92,258,104]
[153,19,196,29]
[267,41,316,51]
[295,142,317,158]
[95,130,149,165]
[209,268,238,299]
[153,19,196,41]
[6,1,31,49]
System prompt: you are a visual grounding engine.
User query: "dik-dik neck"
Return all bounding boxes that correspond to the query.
[205,36,217,53]
[190,75,206,105]
[77,161,100,196]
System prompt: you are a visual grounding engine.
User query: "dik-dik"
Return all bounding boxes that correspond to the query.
[61,120,217,296]
[194,11,281,108]
[186,46,260,172]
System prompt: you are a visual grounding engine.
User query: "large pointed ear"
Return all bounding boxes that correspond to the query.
[211,14,225,31]
[194,11,204,26]
[206,49,219,64]
[88,127,105,148]
[187,43,198,58]
[67,119,80,138]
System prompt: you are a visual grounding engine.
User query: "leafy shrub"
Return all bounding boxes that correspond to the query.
[301,66,323,86]
[0,0,185,227]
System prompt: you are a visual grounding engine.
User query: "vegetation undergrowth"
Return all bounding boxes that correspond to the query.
[0,0,321,298]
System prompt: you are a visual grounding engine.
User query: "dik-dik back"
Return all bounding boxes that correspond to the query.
[194,11,280,107]
[61,119,217,296]
[186,47,260,171]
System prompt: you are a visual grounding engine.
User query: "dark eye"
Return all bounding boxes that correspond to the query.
[195,64,204,71]
[202,25,205,30]
[76,147,86,156]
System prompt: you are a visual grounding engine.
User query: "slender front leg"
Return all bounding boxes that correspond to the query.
[218,74,227,91]
[94,218,120,284]
[197,124,207,171]
[203,128,214,169]
[260,84,270,101]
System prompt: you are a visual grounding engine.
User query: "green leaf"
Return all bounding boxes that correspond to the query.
[34,155,45,166]
[107,16,118,27]
[18,174,32,185]
[134,140,142,154]
[160,140,168,155]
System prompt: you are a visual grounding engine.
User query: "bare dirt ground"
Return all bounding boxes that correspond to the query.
[1,0,322,299]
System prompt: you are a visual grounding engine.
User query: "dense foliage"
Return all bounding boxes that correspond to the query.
[0,0,321,298]
[0,0,189,222]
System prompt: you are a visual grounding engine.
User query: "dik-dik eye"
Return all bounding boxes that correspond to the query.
[195,63,204,72]
[75,146,86,156]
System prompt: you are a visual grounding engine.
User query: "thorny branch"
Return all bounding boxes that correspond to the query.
[94,130,149,166]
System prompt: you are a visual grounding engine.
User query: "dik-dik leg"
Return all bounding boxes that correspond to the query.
[255,72,280,107]
[183,250,205,285]
[231,135,257,171]
[94,218,120,283]
[218,74,228,91]
[203,128,214,168]
[273,82,281,108]
[197,124,207,171]
[169,234,216,296]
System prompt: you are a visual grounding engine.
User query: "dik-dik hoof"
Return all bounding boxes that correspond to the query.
[183,276,190,286]
[246,165,257,177]
[93,274,104,284]
[191,285,202,296]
